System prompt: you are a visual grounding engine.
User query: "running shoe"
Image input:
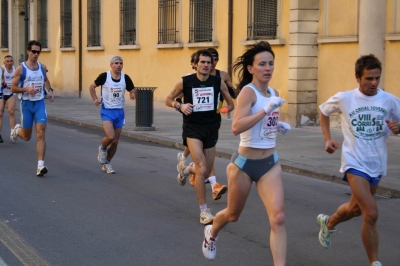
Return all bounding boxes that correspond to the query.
[189,174,196,186]
[102,163,115,174]
[97,146,107,164]
[177,160,188,186]
[37,166,48,177]
[372,261,382,266]
[0,135,3,143]
[10,124,21,143]
[317,214,336,248]
[202,225,218,260]
[176,152,185,172]
[212,183,227,201]
[200,208,214,225]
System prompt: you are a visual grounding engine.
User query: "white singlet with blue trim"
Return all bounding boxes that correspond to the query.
[101,71,127,109]
[19,62,46,101]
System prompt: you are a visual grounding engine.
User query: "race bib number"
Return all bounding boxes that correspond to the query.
[192,87,214,112]
[29,82,44,100]
[110,86,123,103]
[260,111,279,139]
[3,83,12,95]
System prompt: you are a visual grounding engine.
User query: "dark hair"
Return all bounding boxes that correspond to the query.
[355,54,382,78]
[233,41,275,91]
[207,48,219,58]
[193,49,214,64]
[4,55,12,59]
[190,52,198,63]
[27,40,42,51]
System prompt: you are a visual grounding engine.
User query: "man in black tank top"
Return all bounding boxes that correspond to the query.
[165,49,234,225]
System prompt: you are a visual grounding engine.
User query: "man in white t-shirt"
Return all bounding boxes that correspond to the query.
[317,54,400,266]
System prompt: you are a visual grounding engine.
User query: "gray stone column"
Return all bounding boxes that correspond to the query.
[359,0,386,88]
[287,0,319,127]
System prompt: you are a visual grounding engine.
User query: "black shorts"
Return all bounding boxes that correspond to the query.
[3,94,14,102]
[182,122,220,149]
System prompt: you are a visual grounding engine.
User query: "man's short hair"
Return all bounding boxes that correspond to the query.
[4,55,12,59]
[194,49,214,64]
[27,40,42,51]
[355,54,382,78]
[110,56,123,64]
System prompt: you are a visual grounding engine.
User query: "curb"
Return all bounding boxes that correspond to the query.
[48,115,400,198]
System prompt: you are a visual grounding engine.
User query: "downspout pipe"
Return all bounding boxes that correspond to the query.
[78,0,82,98]
[24,0,29,60]
[227,0,233,77]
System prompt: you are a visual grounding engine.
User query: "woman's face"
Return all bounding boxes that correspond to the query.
[247,51,274,84]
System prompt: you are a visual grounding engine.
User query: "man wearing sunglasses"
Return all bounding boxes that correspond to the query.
[10,40,54,177]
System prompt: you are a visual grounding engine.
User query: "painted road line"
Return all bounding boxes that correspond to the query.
[0,220,51,266]
[0,256,8,266]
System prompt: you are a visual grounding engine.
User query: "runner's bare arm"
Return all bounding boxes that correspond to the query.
[11,66,34,94]
[43,64,54,102]
[320,110,339,154]
[220,80,234,112]
[89,82,101,106]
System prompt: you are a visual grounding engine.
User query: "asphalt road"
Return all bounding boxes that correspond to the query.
[0,118,399,266]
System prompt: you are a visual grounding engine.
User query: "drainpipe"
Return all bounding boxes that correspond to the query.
[78,0,82,98]
[24,0,29,60]
[227,0,233,77]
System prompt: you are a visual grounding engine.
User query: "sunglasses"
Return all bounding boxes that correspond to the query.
[30,50,41,55]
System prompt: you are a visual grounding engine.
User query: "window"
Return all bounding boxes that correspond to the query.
[87,0,101,47]
[158,0,179,44]
[1,0,8,48]
[61,0,72,47]
[37,0,48,47]
[120,0,136,45]
[247,0,277,40]
[189,0,213,43]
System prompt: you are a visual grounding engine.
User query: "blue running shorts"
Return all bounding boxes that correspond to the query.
[343,168,381,187]
[20,99,47,128]
[100,108,125,128]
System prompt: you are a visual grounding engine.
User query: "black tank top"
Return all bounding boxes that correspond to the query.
[182,73,221,124]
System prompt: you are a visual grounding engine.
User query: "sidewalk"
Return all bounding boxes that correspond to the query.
[46,97,400,197]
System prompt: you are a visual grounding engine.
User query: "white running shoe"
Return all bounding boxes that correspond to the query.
[372,262,382,266]
[102,163,115,174]
[37,166,48,177]
[176,161,188,186]
[202,225,218,260]
[10,124,22,143]
[200,208,214,225]
[317,214,336,248]
[176,152,185,172]
[97,146,107,164]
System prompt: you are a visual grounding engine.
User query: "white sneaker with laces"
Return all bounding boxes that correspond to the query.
[202,225,217,260]
[98,146,107,164]
[200,208,214,225]
[10,124,22,143]
[176,161,188,186]
[317,214,336,248]
[176,152,185,172]
[102,163,115,174]
[37,166,48,177]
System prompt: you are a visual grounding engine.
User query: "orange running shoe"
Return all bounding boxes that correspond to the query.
[212,183,227,200]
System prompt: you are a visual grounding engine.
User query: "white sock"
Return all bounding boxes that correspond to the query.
[200,204,208,212]
[184,166,190,175]
[208,176,217,188]
[38,160,44,167]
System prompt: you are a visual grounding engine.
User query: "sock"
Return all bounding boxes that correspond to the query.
[183,166,190,175]
[106,160,110,164]
[38,160,44,167]
[101,146,107,151]
[181,154,186,160]
[208,176,217,188]
[15,127,21,135]
[200,204,208,212]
